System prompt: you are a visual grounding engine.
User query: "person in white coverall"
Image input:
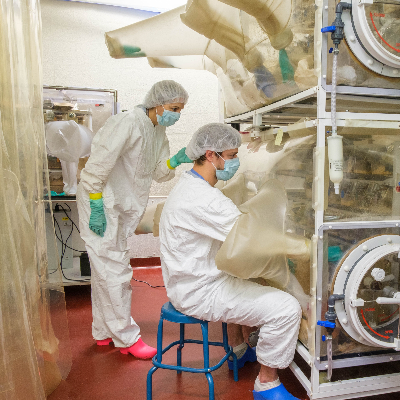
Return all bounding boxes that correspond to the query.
[159,123,301,400]
[77,80,192,359]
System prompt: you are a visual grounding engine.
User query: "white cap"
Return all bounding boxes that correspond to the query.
[143,80,189,108]
[185,123,241,160]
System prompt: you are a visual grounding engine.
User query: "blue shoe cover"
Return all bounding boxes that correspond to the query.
[228,344,257,370]
[253,384,300,400]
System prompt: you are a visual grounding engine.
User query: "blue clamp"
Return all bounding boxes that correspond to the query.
[317,320,336,329]
[321,26,336,33]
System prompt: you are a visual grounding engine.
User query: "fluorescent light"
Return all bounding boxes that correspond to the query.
[65,0,187,12]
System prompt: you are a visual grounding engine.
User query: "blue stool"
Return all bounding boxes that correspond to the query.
[147,302,239,400]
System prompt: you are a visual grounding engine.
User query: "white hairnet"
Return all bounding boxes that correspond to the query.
[143,80,189,108]
[185,123,241,160]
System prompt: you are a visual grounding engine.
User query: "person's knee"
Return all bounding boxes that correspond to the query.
[287,294,302,318]
[275,293,302,327]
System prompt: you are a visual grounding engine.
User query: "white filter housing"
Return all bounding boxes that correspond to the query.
[327,135,343,194]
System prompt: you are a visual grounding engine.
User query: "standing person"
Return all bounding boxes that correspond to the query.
[159,123,301,399]
[77,80,192,359]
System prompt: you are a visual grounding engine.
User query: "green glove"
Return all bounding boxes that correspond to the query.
[328,246,342,263]
[279,49,295,83]
[89,197,107,237]
[168,147,193,169]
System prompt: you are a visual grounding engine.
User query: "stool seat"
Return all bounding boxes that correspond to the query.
[161,302,202,324]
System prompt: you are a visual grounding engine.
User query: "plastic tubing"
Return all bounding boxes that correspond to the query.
[328,49,343,194]
[331,50,338,136]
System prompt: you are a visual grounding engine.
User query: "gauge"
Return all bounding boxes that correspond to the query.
[355,256,399,345]
[333,235,400,349]
[342,0,400,76]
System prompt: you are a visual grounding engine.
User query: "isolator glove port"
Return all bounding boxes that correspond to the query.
[89,194,107,237]
[168,147,193,169]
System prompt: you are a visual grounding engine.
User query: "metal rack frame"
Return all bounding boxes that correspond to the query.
[223,4,400,397]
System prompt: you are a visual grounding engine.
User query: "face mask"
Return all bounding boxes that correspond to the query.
[156,106,181,127]
[213,153,240,181]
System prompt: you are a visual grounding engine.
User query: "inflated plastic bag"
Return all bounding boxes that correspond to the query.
[215,179,290,286]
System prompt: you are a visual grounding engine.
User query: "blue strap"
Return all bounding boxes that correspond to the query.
[190,168,205,181]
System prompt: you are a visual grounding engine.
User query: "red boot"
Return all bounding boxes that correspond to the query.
[96,338,113,346]
[120,338,157,359]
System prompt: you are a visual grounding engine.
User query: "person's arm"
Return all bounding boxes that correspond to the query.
[190,194,242,242]
[80,114,137,193]
[153,137,175,183]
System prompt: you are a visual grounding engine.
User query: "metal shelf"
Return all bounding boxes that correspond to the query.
[225,87,400,126]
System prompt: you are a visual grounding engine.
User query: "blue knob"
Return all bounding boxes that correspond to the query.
[322,335,326,342]
[321,26,336,33]
[317,320,336,329]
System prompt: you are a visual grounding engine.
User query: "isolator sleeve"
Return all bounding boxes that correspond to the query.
[215,179,290,287]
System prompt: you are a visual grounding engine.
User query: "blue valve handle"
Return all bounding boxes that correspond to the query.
[321,26,336,32]
[317,320,336,329]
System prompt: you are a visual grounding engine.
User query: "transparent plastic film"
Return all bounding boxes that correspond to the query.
[105,0,317,117]
[43,88,114,195]
[105,6,208,59]
[45,120,94,195]
[325,131,399,222]
[323,228,400,357]
[216,0,293,49]
[0,0,71,398]
[218,133,315,344]
[215,179,290,286]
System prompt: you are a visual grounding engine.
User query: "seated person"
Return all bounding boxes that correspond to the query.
[159,123,301,400]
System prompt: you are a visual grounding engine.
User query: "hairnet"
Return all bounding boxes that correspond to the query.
[143,80,189,108]
[185,123,242,160]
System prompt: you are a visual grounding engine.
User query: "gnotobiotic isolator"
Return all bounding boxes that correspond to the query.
[105,0,400,398]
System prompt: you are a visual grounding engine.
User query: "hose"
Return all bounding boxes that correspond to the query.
[331,49,339,136]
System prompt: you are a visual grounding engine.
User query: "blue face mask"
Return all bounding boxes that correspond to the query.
[214,154,240,181]
[156,106,181,127]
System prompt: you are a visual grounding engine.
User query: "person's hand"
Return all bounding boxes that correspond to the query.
[89,196,107,237]
[168,147,193,169]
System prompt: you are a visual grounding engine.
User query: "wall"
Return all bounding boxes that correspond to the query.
[41,0,220,199]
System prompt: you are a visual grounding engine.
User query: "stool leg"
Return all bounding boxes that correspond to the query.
[232,353,239,382]
[223,322,238,382]
[205,372,215,400]
[177,323,185,373]
[201,322,210,370]
[146,366,158,400]
[156,318,164,363]
[201,321,216,399]
[222,322,229,353]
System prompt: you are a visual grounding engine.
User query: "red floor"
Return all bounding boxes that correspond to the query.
[48,268,399,400]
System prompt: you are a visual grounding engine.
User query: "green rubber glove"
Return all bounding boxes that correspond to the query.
[328,246,342,263]
[279,49,295,83]
[89,198,107,237]
[168,147,193,169]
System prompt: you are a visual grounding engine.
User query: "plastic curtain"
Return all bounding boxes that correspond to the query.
[0,0,71,399]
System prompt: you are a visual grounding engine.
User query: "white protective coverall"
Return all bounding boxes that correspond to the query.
[77,106,174,347]
[160,171,301,368]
